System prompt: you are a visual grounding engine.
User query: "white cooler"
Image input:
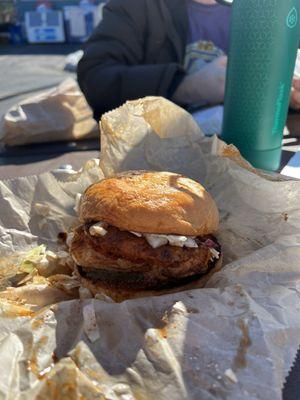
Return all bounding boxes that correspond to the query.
[25,10,65,43]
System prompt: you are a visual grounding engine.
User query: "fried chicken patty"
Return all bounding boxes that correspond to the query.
[70,224,221,290]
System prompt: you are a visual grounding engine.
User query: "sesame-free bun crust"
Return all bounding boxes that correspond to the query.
[80,171,219,236]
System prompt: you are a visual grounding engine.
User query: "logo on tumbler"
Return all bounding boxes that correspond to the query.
[272,83,286,135]
[287,7,298,29]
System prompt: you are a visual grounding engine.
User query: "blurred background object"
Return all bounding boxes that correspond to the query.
[0,0,106,44]
[0,0,18,43]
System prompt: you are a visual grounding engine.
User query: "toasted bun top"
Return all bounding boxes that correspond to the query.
[79,171,219,236]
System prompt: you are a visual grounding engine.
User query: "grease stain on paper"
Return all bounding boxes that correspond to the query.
[234,319,251,369]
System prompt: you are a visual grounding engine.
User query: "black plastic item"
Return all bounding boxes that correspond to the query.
[283,348,300,400]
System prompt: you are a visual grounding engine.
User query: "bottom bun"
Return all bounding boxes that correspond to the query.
[74,256,223,303]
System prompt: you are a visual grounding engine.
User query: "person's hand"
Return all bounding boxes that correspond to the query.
[172,56,227,106]
[290,76,300,110]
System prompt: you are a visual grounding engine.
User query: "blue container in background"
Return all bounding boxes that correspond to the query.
[9,23,24,44]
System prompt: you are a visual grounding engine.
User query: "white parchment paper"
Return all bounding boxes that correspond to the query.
[0,97,300,400]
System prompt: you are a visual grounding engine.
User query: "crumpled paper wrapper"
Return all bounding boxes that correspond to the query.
[0,78,98,146]
[0,97,300,400]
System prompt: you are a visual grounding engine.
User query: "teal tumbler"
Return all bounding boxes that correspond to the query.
[221,0,300,171]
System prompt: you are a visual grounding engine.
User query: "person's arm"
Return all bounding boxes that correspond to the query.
[290,77,300,110]
[77,0,185,119]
